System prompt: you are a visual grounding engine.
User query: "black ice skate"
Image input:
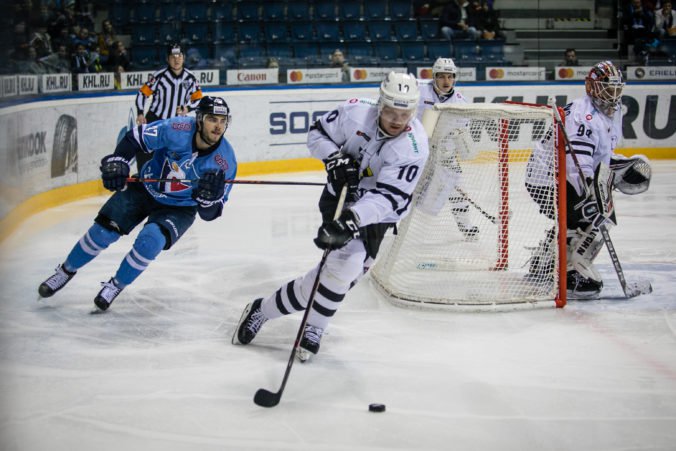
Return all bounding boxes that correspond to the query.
[297,324,324,362]
[38,264,76,298]
[93,278,123,311]
[232,298,267,345]
[567,270,603,300]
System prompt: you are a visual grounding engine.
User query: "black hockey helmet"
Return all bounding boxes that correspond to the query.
[167,43,183,56]
[196,96,231,132]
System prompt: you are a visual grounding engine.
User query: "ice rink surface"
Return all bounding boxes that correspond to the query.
[1,163,675,451]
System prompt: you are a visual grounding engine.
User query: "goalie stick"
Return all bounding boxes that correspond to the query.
[550,102,652,298]
[253,185,348,408]
[126,177,324,187]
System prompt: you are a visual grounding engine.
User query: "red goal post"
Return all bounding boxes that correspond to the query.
[371,101,567,310]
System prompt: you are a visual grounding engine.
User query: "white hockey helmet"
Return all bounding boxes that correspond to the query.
[378,72,420,113]
[585,60,625,117]
[432,57,458,78]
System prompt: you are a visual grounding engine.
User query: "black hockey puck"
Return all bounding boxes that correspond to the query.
[368,403,386,412]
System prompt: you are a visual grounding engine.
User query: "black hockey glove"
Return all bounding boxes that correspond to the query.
[324,152,360,202]
[314,210,361,250]
[100,155,130,192]
[192,169,225,208]
[574,178,609,228]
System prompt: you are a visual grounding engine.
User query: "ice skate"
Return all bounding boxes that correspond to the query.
[567,270,603,300]
[232,298,267,345]
[296,324,324,362]
[93,278,123,312]
[38,264,76,298]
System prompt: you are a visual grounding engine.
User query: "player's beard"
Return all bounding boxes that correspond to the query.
[198,127,222,147]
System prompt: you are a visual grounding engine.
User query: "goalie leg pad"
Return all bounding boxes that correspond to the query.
[566,225,604,299]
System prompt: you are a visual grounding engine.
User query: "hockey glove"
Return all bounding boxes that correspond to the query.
[574,178,611,229]
[192,169,225,208]
[324,152,360,202]
[314,210,361,250]
[100,155,131,192]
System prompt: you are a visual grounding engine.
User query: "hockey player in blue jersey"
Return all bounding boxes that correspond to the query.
[38,96,237,311]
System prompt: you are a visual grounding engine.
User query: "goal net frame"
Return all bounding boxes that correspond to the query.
[370,101,567,311]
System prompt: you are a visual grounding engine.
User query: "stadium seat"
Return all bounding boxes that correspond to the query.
[319,41,343,60]
[316,21,341,41]
[369,20,393,41]
[339,1,362,20]
[342,21,368,41]
[238,45,265,59]
[263,2,285,21]
[212,3,234,21]
[375,42,401,63]
[454,40,481,62]
[264,23,288,42]
[158,4,181,22]
[131,4,157,23]
[400,42,427,61]
[419,18,442,40]
[236,2,260,21]
[480,40,505,62]
[315,2,337,21]
[157,22,178,44]
[184,2,208,22]
[364,0,387,19]
[291,21,314,41]
[393,20,418,41]
[287,1,312,20]
[131,45,160,68]
[213,44,236,67]
[389,1,412,19]
[131,23,157,45]
[266,43,293,59]
[238,22,261,43]
[183,22,209,44]
[294,42,320,60]
[427,40,453,59]
[213,22,236,44]
[110,4,130,29]
[346,42,375,65]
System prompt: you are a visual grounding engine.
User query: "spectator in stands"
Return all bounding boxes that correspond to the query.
[329,48,350,82]
[439,0,482,41]
[623,0,658,59]
[266,57,279,68]
[70,43,99,73]
[39,43,71,73]
[468,0,502,40]
[97,19,117,65]
[12,45,48,74]
[559,48,580,66]
[106,40,130,73]
[655,1,676,37]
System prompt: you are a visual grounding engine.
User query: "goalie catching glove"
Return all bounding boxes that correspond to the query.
[324,152,360,202]
[100,155,131,192]
[314,210,361,250]
[191,169,225,208]
[610,154,651,195]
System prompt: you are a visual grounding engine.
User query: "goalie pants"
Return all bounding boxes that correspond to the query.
[260,189,392,331]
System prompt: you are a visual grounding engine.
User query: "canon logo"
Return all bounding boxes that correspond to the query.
[237,73,267,81]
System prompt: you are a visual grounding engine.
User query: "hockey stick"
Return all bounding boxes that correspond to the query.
[550,103,652,298]
[455,186,498,224]
[126,177,324,187]
[253,185,348,408]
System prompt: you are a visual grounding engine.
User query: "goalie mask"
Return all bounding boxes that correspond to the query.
[432,57,458,94]
[585,61,625,117]
[196,96,231,133]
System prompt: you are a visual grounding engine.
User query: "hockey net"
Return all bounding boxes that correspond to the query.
[371,102,567,310]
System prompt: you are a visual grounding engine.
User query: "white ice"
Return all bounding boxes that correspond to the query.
[1,163,675,451]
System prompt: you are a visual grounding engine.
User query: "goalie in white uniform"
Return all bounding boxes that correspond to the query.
[417,57,480,240]
[232,72,429,357]
[526,60,651,299]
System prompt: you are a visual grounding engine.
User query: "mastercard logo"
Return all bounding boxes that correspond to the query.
[289,71,303,82]
[420,68,432,79]
[352,69,368,80]
[488,68,505,79]
[558,68,575,79]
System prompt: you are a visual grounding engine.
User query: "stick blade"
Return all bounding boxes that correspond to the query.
[254,388,281,408]
[625,279,653,298]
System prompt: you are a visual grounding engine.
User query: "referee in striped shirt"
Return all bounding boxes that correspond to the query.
[135,43,204,125]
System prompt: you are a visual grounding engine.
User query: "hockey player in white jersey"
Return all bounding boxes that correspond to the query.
[526,60,651,299]
[233,72,429,358]
[417,57,479,240]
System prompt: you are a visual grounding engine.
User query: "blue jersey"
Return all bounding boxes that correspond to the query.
[130,116,237,207]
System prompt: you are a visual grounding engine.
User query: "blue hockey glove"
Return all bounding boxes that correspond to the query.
[324,152,360,202]
[192,169,225,208]
[314,210,361,250]
[100,155,130,192]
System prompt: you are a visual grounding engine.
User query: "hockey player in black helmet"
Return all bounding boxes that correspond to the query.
[38,96,237,312]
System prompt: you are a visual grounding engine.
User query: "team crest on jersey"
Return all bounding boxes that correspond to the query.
[586,114,593,121]
[215,154,229,171]
[160,160,190,192]
[349,98,359,103]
